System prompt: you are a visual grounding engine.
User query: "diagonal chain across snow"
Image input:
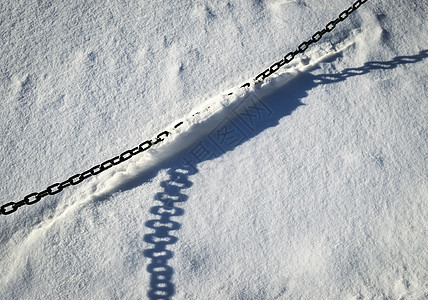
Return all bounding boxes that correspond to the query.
[0,0,369,216]
[19,32,361,232]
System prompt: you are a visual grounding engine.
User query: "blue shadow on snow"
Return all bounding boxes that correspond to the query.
[136,49,427,300]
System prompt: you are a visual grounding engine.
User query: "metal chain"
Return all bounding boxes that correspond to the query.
[0,131,172,215]
[0,0,368,216]
[250,0,368,85]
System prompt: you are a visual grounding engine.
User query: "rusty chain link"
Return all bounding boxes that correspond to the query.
[0,0,368,216]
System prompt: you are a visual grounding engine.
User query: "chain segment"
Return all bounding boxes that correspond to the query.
[249,0,367,85]
[0,131,170,215]
[0,0,368,216]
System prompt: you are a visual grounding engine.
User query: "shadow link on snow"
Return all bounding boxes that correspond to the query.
[138,49,427,300]
[143,163,197,299]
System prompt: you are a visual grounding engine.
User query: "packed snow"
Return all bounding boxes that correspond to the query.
[0,0,427,299]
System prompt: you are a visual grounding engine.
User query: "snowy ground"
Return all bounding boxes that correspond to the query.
[0,0,427,299]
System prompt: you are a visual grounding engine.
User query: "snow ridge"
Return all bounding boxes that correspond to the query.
[9,30,361,254]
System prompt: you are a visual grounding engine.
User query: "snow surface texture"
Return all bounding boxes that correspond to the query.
[0,0,427,299]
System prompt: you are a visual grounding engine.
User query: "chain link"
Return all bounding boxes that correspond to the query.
[0,0,368,216]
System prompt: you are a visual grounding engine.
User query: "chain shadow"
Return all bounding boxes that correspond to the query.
[312,49,428,85]
[91,49,427,299]
[143,161,197,300]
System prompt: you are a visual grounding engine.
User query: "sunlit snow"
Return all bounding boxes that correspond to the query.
[0,0,427,299]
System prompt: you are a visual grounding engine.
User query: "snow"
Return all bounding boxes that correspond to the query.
[1,0,427,299]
